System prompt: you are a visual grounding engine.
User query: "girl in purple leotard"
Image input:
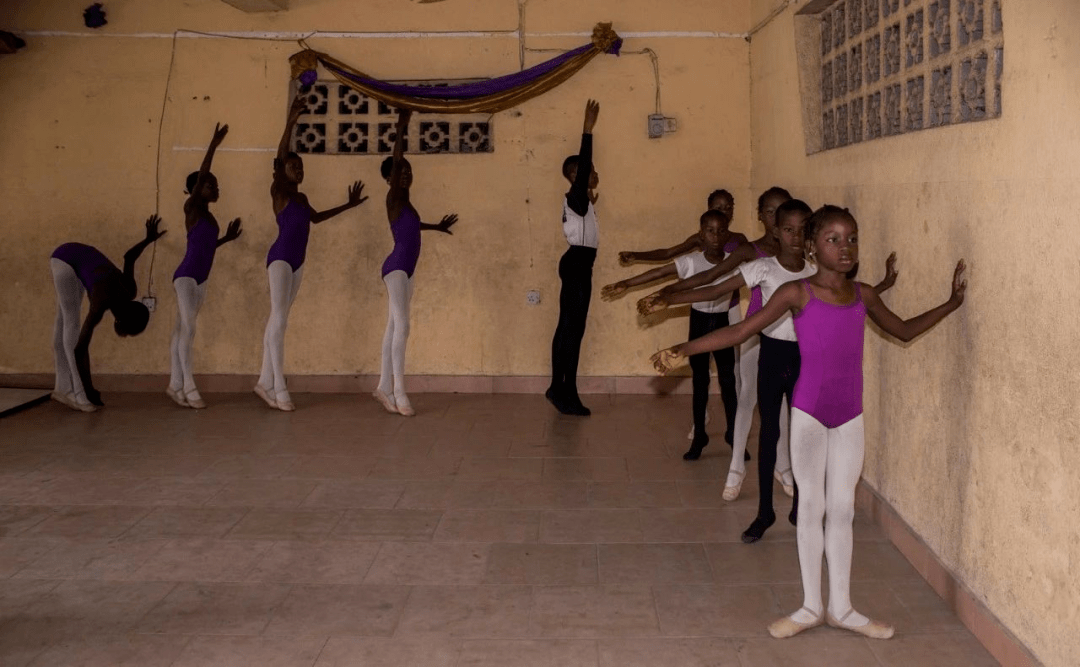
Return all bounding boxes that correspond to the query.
[372,108,458,417]
[652,205,966,641]
[50,216,166,411]
[167,123,243,410]
[255,94,370,412]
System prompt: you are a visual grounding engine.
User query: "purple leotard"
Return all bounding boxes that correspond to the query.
[51,243,119,291]
[173,217,219,284]
[792,280,866,428]
[266,199,312,271]
[744,243,772,316]
[381,205,422,278]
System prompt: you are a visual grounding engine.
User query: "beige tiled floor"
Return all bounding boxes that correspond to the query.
[0,392,999,666]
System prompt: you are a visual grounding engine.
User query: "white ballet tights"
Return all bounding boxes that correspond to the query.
[726,337,792,483]
[378,270,414,409]
[788,407,868,626]
[50,259,90,405]
[169,277,207,396]
[257,260,303,404]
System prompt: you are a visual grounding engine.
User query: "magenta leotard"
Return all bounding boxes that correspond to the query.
[51,243,119,291]
[792,280,866,428]
[266,199,312,271]
[744,242,772,316]
[174,217,219,284]
[381,205,422,278]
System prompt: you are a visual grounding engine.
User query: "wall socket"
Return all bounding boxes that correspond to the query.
[140,296,156,313]
[648,114,678,138]
[526,290,541,306]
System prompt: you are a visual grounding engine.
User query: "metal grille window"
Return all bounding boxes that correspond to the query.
[289,79,494,156]
[800,0,1002,152]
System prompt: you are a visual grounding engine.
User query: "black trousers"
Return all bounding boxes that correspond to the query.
[688,309,738,445]
[550,246,596,398]
[756,334,801,518]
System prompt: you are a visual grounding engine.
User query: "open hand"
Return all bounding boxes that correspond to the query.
[224,218,242,242]
[650,348,683,375]
[289,94,309,119]
[437,214,458,234]
[637,293,666,316]
[211,122,229,146]
[348,181,369,207]
[144,214,166,242]
[588,189,599,205]
[881,251,899,289]
[583,99,600,133]
[950,259,967,305]
[600,282,627,301]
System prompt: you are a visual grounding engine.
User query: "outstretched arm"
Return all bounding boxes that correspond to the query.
[566,100,599,217]
[420,214,458,234]
[872,252,898,294]
[601,263,679,300]
[387,108,412,198]
[187,123,228,212]
[641,273,746,314]
[864,260,966,342]
[277,96,307,164]
[655,243,754,297]
[311,181,368,224]
[216,218,242,247]
[619,234,701,265]
[651,281,803,373]
[123,215,165,281]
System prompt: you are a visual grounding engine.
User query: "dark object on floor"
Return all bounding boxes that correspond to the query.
[84,3,107,29]
[0,31,26,54]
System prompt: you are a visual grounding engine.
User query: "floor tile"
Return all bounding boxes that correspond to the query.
[652,584,777,637]
[132,538,274,581]
[25,634,191,667]
[598,543,713,584]
[245,540,381,584]
[262,584,410,637]
[330,509,442,541]
[457,639,598,667]
[434,510,540,543]
[364,542,490,585]
[530,585,660,637]
[597,638,741,667]
[135,582,291,635]
[226,509,343,540]
[539,510,643,543]
[484,543,598,585]
[396,585,533,637]
[737,634,883,666]
[313,636,459,667]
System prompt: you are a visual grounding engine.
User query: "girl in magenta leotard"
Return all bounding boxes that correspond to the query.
[652,205,966,641]
[255,94,370,412]
[373,108,458,417]
[50,216,166,411]
[167,123,242,409]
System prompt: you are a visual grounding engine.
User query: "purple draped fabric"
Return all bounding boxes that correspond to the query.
[322,43,605,99]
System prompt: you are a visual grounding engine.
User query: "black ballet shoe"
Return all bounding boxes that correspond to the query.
[683,436,709,461]
[564,400,592,417]
[788,505,798,526]
[741,513,776,543]
[724,430,734,446]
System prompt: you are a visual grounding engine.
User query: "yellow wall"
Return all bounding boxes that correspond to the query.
[0,0,752,379]
[749,1,1080,665]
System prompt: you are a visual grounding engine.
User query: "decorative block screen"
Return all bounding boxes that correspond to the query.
[289,79,494,156]
[815,0,1002,150]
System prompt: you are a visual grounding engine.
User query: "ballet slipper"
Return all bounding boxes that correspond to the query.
[372,390,398,414]
[275,392,296,412]
[52,391,96,413]
[166,387,188,408]
[722,468,745,501]
[768,606,824,639]
[395,396,415,417]
[184,389,206,410]
[774,468,795,497]
[826,610,894,639]
[686,411,711,440]
[253,384,279,410]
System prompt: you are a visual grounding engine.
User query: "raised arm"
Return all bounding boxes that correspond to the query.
[187,123,228,213]
[123,215,165,281]
[311,180,368,224]
[863,260,966,342]
[619,233,701,265]
[871,251,898,294]
[600,263,678,301]
[566,100,599,217]
[277,96,307,164]
[387,108,412,197]
[641,273,746,314]
[651,281,803,373]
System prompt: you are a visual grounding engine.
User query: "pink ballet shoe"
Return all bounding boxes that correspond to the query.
[774,468,795,497]
[826,609,894,639]
[372,390,398,414]
[275,392,296,412]
[184,389,206,410]
[254,385,278,410]
[52,391,97,413]
[165,387,188,408]
[722,469,744,501]
[768,606,824,639]
[395,396,415,417]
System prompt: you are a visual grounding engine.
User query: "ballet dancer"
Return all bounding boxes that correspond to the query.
[652,205,966,640]
[167,122,242,409]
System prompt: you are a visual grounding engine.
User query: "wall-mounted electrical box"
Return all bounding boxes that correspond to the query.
[648,114,678,139]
